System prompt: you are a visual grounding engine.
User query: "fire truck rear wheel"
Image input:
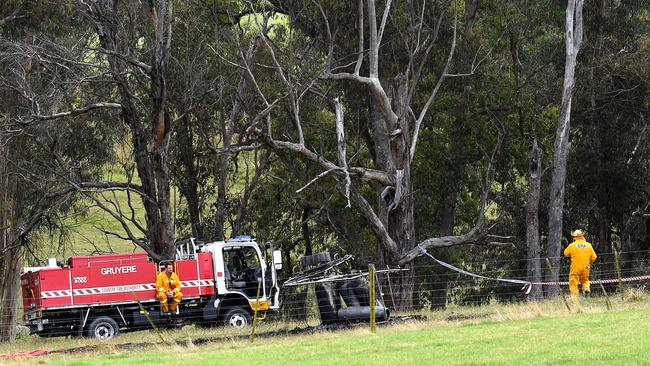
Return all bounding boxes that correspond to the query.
[87,316,120,340]
[223,307,252,328]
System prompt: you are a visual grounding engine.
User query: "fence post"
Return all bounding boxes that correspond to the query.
[250,281,262,342]
[613,249,624,293]
[369,264,376,333]
[545,258,571,312]
[599,283,613,311]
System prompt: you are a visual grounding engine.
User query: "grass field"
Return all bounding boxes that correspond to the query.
[3,292,649,366]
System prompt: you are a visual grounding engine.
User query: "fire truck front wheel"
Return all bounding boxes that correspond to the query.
[223,307,252,328]
[87,316,120,340]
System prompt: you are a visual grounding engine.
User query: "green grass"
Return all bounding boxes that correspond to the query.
[5,295,650,366]
[9,308,650,366]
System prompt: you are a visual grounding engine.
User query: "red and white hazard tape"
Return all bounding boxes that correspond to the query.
[418,246,650,292]
[531,274,650,286]
[41,280,215,298]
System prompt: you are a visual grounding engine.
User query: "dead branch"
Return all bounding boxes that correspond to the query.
[199,144,262,156]
[409,6,457,160]
[353,0,364,75]
[30,102,122,121]
[334,97,351,207]
[296,168,341,194]
[399,224,501,265]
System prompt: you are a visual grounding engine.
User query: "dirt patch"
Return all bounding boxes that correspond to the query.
[445,312,491,322]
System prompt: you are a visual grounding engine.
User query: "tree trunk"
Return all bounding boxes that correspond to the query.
[440,189,457,238]
[175,116,203,238]
[597,211,611,255]
[429,280,448,310]
[0,242,22,342]
[232,150,270,236]
[643,217,650,251]
[214,149,228,241]
[546,0,584,297]
[526,139,543,300]
[367,68,416,310]
[149,1,174,258]
[0,146,22,342]
[214,38,259,240]
[90,1,175,260]
[301,205,313,256]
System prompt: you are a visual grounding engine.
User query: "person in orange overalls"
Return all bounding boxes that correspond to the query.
[156,263,183,313]
[563,229,597,296]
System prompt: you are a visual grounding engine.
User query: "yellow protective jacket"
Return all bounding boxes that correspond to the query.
[156,271,181,295]
[563,236,597,273]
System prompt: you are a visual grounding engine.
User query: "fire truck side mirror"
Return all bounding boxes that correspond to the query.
[272,250,283,271]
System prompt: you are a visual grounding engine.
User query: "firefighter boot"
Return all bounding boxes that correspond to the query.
[160,300,169,314]
[169,300,180,314]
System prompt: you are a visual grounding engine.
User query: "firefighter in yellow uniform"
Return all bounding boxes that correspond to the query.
[156,263,183,313]
[563,229,597,296]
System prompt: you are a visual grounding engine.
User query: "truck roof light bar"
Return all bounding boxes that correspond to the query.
[231,235,253,241]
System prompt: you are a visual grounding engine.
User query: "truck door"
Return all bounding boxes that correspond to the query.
[222,246,263,299]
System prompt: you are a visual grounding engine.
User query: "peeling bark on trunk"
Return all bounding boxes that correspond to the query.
[546,0,584,297]
[372,75,416,310]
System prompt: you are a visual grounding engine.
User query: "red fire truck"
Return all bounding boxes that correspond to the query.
[21,237,282,340]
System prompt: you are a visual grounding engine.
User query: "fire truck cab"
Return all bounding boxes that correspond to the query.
[21,236,282,340]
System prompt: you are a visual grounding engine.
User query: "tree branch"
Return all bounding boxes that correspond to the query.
[353,0,364,75]
[347,184,399,259]
[97,49,152,73]
[31,102,122,121]
[377,0,393,45]
[410,6,458,160]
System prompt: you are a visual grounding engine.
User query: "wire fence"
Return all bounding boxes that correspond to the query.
[3,249,650,339]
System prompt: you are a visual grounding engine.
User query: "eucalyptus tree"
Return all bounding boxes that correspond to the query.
[566,0,650,272]
[0,0,182,260]
[545,0,585,295]
[0,0,94,342]
[223,0,516,309]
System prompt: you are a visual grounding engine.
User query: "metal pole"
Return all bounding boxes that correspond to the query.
[369,264,376,333]
[133,294,166,343]
[250,280,262,342]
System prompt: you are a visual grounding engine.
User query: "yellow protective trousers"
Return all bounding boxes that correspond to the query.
[568,268,591,296]
[156,290,183,312]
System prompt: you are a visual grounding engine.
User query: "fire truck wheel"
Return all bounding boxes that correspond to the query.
[87,316,120,340]
[223,307,252,328]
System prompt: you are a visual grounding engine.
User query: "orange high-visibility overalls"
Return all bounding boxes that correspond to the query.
[563,236,597,295]
[156,271,183,312]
